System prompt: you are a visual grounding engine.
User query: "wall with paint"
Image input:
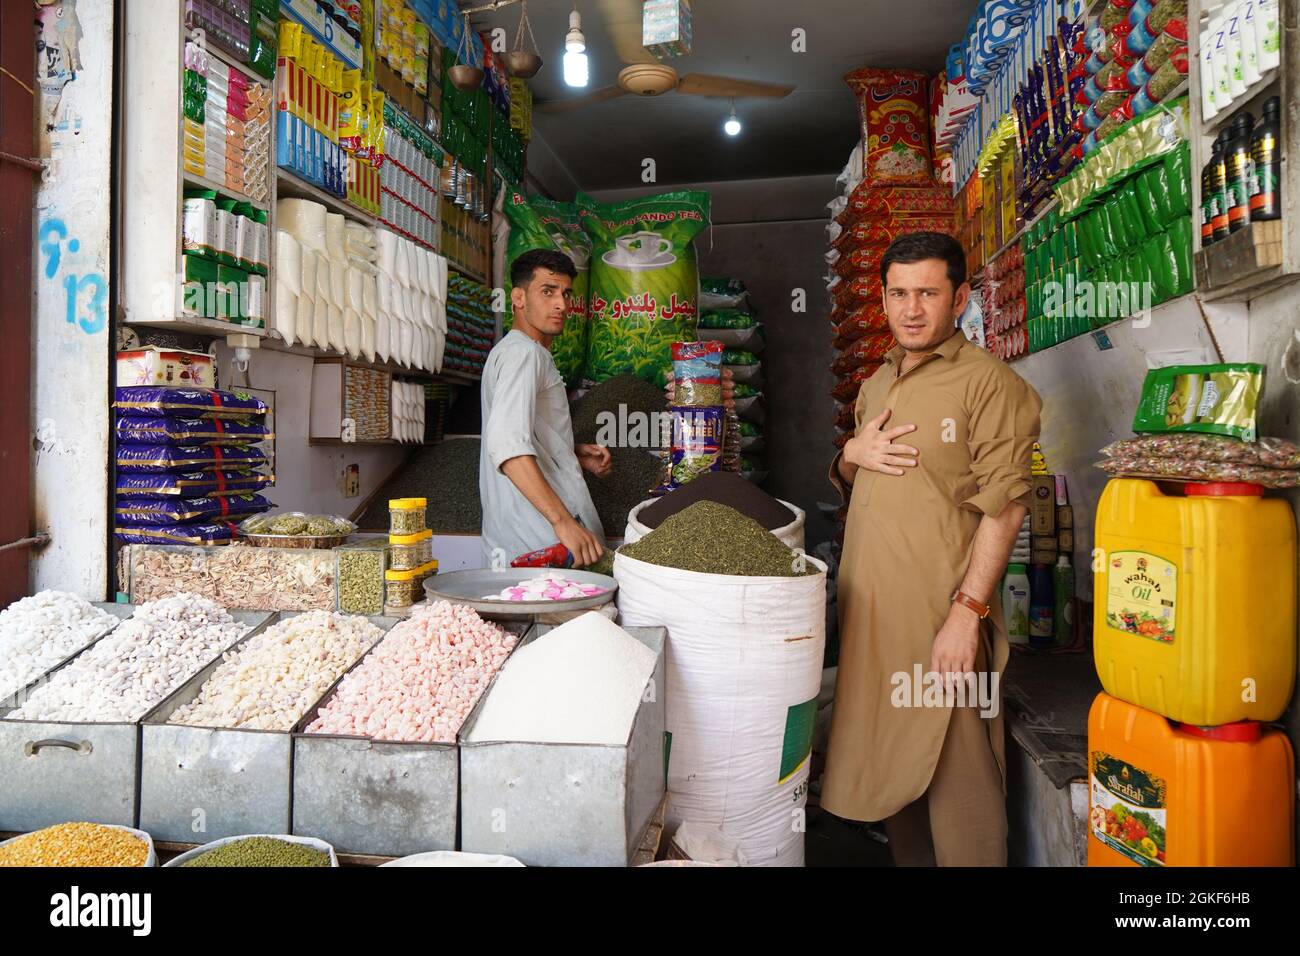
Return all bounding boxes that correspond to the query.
[210,344,409,518]
[31,0,113,599]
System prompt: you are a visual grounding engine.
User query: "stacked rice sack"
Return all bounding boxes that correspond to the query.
[826,68,957,542]
[114,387,275,545]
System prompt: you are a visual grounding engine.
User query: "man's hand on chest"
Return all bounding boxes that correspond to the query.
[843,407,920,478]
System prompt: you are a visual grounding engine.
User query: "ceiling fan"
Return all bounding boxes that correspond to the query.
[535,0,795,114]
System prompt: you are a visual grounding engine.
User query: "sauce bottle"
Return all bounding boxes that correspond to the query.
[1224,111,1255,233]
[1250,95,1282,221]
[1201,131,1227,246]
[1209,130,1232,242]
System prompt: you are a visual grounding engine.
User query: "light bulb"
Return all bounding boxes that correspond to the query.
[724,111,742,136]
[565,9,585,53]
[564,49,588,87]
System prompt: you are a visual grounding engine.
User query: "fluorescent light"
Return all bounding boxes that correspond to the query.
[564,7,587,87]
[724,105,741,136]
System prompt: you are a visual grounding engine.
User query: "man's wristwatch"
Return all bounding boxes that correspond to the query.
[951,589,991,619]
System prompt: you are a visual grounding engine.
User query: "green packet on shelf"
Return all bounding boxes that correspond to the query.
[1133,363,1264,442]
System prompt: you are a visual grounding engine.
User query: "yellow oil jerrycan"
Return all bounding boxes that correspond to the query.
[1093,479,1296,725]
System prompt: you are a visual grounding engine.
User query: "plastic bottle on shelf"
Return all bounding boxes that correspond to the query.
[1053,555,1075,646]
[1239,0,1263,85]
[1224,3,1249,99]
[1249,96,1282,221]
[1257,0,1281,71]
[1028,563,1055,647]
[1200,133,1226,247]
[1002,564,1031,645]
[1224,111,1256,234]
[1209,130,1232,242]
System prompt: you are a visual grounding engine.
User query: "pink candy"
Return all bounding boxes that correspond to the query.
[305,600,517,744]
[483,573,612,603]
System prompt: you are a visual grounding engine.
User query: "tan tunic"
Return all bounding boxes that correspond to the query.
[821,331,1042,823]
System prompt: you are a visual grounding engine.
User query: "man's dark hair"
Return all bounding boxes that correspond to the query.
[879,231,967,290]
[511,248,577,288]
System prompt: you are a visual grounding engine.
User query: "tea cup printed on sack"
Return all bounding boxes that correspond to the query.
[615,231,672,263]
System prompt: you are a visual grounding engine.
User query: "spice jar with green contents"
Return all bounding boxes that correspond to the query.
[389,497,428,535]
[335,539,388,615]
[388,529,433,571]
[384,560,439,613]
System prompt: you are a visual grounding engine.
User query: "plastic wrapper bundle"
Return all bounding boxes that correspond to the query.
[116,444,269,474]
[1095,455,1300,488]
[115,521,243,545]
[844,68,934,188]
[115,416,271,446]
[116,470,275,497]
[1101,434,1300,469]
[115,494,273,526]
[115,386,268,419]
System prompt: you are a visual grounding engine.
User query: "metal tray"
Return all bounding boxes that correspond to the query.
[290,619,532,857]
[138,612,399,844]
[0,607,275,833]
[458,624,667,867]
[424,568,617,619]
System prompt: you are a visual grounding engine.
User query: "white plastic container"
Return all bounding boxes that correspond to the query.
[1258,0,1281,71]
[1210,16,1233,110]
[1240,0,1263,85]
[1225,3,1249,98]
[1201,23,1221,120]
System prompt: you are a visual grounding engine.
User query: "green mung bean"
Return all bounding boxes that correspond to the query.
[182,837,330,867]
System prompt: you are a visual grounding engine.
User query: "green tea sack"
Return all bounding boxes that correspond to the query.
[503,191,591,386]
[1133,363,1264,441]
[581,190,711,387]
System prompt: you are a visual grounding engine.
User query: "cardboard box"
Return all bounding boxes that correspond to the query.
[1031,476,1056,535]
[117,348,215,388]
[1057,505,1074,529]
[1059,529,1074,551]
[1032,535,1058,552]
[1031,549,1058,566]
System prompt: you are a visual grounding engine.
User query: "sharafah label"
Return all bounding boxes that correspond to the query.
[49,886,151,936]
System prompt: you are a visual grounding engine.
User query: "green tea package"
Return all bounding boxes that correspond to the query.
[502,191,591,386]
[1133,363,1264,441]
[580,190,711,387]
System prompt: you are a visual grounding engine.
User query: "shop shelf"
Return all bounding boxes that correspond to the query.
[181,171,270,212]
[276,168,378,228]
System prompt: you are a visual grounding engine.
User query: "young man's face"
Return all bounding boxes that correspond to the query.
[883,258,970,354]
[512,267,572,339]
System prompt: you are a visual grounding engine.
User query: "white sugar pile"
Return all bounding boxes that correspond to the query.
[467,612,656,745]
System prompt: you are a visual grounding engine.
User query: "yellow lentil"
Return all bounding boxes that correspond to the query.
[0,822,149,867]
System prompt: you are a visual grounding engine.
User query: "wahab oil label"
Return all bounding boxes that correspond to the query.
[1105,551,1176,643]
[1090,751,1168,866]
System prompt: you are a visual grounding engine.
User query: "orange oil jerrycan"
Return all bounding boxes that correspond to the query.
[1093,479,1297,725]
[1087,693,1295,867]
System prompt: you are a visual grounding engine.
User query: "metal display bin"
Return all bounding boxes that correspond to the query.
[291,619,532,857]
[458,625,667,867]
[139,613,399,844]
[0,607,274,833]
[0,603,135,711]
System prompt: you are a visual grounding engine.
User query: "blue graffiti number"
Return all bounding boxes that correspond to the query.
[40,218,105,335]
[63,273,108,335]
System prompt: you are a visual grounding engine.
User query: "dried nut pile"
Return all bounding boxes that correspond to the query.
[169,610,384,731]
[345,366,391,441]
[0,823,150,867]
[306,601,516,743]
[129,544,336,610]
[8,595,249,722]
[0,591,122,702]
[183,836,330,867]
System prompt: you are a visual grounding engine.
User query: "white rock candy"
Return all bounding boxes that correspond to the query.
[170,610,383,731]
[0,591,121,702]
[468,612,656,746]
[8,594,248,722]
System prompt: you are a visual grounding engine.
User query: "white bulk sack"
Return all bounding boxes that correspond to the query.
[615,552,826,867]
[624,498,806,552]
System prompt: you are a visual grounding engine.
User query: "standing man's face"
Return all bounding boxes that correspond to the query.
[512,267,572,341]
[883,258,970,354]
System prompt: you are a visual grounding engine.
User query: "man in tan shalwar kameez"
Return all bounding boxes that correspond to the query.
[822,232,1042,866]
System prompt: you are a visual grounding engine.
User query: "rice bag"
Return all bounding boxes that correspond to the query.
[114,493,273,526]
[671,340,724,406]
[1132,363,1263,441]
[837,304,891,342]
[114,520,242,545]
[115,386,269,419]
[830,363,881,403]
[115,416,272,446]
[834,275,884,309]
[116,444,271,474]
[115,470,275,497]
[832,333,897,376]
[845,68,934,188]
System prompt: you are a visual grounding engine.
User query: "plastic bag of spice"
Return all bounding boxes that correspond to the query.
[671,341,725,406]
[654,406,726,493]
[1133,363,1263,441]
[1095,455,1300,488]
[1102,433,1300,468]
